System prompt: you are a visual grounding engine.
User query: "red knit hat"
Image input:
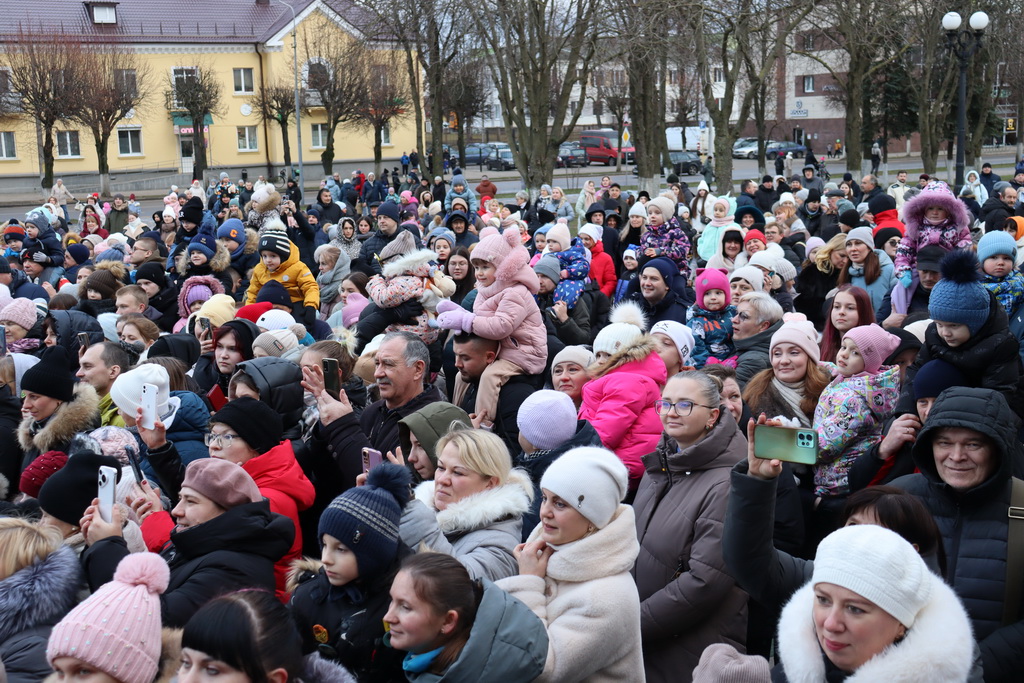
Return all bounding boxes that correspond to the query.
[744,229,766,245]
[19,450,68,498]
[235,301,274,323]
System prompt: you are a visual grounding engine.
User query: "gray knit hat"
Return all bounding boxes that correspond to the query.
[534,255,561,284]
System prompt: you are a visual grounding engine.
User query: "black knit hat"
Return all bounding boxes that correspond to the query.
[214,319,260,362]
[318,463,411,577]
[839,209,862,229]
[180,196,204,225]
[255,280,291,307]
[21,346,75,402]
[37,451,121,525]
[147,333,201,368]
[135,262,168,290]
[210,397,283,454]
[257,233,291,259]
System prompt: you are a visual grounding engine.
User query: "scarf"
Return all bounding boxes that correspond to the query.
[772,377,811,427]
[709,215,736,228]
[8,337,41,354]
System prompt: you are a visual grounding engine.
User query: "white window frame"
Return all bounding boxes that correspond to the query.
[171,66,197,107]
[117,127,143,156]
[311,123,327,149]
[92,5,116,23]
[56,130,81,158]
[803,75,815,93]
[381,123,391,146]
[713,67,724,83]
[233,67,254,94]
[0,131,16,159]
[302,59,332,90]
[236,125,258,152]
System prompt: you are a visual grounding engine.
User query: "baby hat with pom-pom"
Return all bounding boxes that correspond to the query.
[48,552,169,683]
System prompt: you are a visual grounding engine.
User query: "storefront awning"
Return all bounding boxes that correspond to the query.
[172,113,213,134]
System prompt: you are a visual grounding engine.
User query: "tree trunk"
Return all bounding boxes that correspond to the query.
[844,56,868,171]
[192,113,208,181]
[280,119,292,168]
[628,49,660,193]
[425,17,446,179]
[615,123,623,173]
[456,120,466,171]
[405,46,424,160]
[41,125,55,189]
[322,122,336,175]
[373,124,383,175]
[93,127,111,196]
[713,132,733,196]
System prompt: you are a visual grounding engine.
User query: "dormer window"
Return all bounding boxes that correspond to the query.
[88,2,117,24]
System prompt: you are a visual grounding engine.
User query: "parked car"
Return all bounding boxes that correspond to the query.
[732,136,759,152]
[579,129,635,165]
[557,147,590,168]
[631,151,702,177]
[732,140,775,159]
[461,143,496,165]
[765,141,807,160]
[486,149,516,171]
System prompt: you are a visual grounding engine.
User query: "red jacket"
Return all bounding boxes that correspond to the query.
[243,441,316,601]
[588,240,617,297]
[872,208,905,236]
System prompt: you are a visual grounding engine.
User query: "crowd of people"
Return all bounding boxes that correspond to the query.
[1,160,1023,683]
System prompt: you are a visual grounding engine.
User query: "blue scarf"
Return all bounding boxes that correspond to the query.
[402,647,444,673]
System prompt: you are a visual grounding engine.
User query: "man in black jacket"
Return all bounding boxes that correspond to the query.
[754,175,778,213]
[358,201,417,274]
[983,182,1017,232]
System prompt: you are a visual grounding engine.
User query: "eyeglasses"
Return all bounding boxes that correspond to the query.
[654,399,716,416]
[205,432,242,447]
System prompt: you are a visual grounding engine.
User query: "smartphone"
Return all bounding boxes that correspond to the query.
[140,383,158,430]
[97,465,117,523]
[322,358,341,400]
[206,384,227,411]
[198,317,212,336]
[362,447,383,473]
[753,424,819,466]
[77,332,90,350]
[125,445,147,486]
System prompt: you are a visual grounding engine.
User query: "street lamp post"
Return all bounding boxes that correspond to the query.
[943,10,988,192]
[272,0,303,186]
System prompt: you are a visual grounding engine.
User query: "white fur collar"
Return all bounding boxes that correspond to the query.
[776,579,974,682]
[382,248,437,278]
[413,470,533,535]
[525,504,639,582]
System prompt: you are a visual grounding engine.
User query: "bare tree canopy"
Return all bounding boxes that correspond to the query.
[355,50,411,174]
[252,80,297,169]
[165,62,223,181]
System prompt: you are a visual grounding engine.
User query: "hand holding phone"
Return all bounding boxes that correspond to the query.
[77,332,90,350]
[362,447,383,473]
[753,423,819,466]
[97,465,117,523]
[322,358,341,400]
[125,445,147,486]
[140,383,158,430]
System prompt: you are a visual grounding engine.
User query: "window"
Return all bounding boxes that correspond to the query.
[381,123,391,146]
[0,69,10,93]
[713,68,724,83]
[803,33,815,50]
[803,76,815,93]
[236,126,258,152]
[233,68,254,94]
[0,132,15,159]
[307,62,330,91]
[114,69,137,98]
[92,5,116,24]
[593,100,604,116]
[56,130,80,158]
[570,100,579,115]
[172,67,197,106]
[311,123,327,149]
[117,128,142,155]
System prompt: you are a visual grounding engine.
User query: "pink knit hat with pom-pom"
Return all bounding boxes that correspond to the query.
[48,552,169,683]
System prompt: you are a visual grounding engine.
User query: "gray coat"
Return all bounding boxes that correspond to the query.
[734,319,783,388]
[399,471,532,581]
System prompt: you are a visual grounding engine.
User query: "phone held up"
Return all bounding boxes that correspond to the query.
[753,424,819,466]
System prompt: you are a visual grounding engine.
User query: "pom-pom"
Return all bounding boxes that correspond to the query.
[938,249,981,284]
[113,552,170,595]
[366,462,412,507]
[609,300,648,330]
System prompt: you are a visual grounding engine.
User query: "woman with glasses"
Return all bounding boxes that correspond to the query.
[138,396,313,602]
[632,370,748,683]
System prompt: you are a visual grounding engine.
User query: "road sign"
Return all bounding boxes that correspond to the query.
[621,128,631,145]
[1007,117,1017,133]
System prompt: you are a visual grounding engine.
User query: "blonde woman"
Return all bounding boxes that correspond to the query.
[399,427,533,581]
[794,233,848,327]
[546,186,575,221]
[575,180,597,229]
[0,518,80,681]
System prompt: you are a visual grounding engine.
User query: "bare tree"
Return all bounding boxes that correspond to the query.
[300,30,369,175]
[4,29,87,189]
[73,46,151,196]
[165,62,223,181]
[251,80,296,170]
[467,0,600,195]
[441,55,491,166]
[354,50,411,175]
[593,67,631,172]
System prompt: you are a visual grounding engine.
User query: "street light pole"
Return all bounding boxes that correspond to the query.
[273,0,303,186]
[943,10,988,193]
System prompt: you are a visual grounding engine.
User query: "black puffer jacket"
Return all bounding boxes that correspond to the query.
[891,387,1024,682]
[48,310,104,366]
[897,295,1024,418]
[82,500,294,628]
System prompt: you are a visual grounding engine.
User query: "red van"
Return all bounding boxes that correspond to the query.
[579,129,635,166]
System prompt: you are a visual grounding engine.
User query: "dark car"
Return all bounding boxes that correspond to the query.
[556,147,590,168]
[765,141,807,160]
[632,151,702,177]
[460,144,497,165]
[486,149,516,171]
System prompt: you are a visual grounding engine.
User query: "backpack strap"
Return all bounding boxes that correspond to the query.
[1003,477,1024,626]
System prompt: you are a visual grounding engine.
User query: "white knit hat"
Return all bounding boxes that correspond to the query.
[628,202,648,218]
[593,301,647,355]
[812,525,932,628]
[730,266,765,292]
[578,223,603,244]
[517,390,578,451]
[650,320,695,368]
[252,329,298,357]
[551,345,595,372]
[545,223,572,251]
[109,364,180,429]
[256,308,295,331]
[748,251,779,272]
[846,226,875,248]
[540,447,628,529]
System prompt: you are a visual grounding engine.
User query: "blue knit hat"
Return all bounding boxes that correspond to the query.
[187,232,216,260]
[255,279,291,308]
[928,250,990,334]
[641,256,677,287]
[914,359,968,401]
[977,230,1017,263]
[216,218,244,242]
[318,463,411,578]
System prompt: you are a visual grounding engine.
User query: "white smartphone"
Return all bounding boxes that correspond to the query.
[97,465,117,523]
[140,383,158,430]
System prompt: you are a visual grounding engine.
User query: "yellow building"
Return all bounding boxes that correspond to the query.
[0,0,418,187]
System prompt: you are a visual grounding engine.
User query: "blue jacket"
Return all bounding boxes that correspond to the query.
[848,248,895,315]
[687,304,737,366]
[166,391,210,464]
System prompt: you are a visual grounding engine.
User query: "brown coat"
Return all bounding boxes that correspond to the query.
[631,411,748,683]
[475,179,499,198]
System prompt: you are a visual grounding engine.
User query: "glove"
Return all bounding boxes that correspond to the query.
[303,305,317,327]
[437,303,475,333]
[436,300,462,315]
[33,251,48,263]
[898,270,913,288]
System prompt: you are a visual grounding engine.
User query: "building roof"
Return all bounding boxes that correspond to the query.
[0,0,374,45]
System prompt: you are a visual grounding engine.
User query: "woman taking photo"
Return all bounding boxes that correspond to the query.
[399,428,533,581]
[384,553,547,682]
[633,370,747,683]
[743,319,830,428]
[819,285,875,363]
[496,446,644,682]
[838,226,894,314]
[794,233,847,328]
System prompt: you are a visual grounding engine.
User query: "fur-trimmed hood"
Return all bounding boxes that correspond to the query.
[590,335,659,379]
[176,274,226,318]
[902,181,970,237]
[412,469,533,536]
[0,544,81,641]
[242,226,260,254]
[250,186,282,214]
[18,382,100,453]
[382,247,437,278]
[174,237,232,275]
[775,577,974,682]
